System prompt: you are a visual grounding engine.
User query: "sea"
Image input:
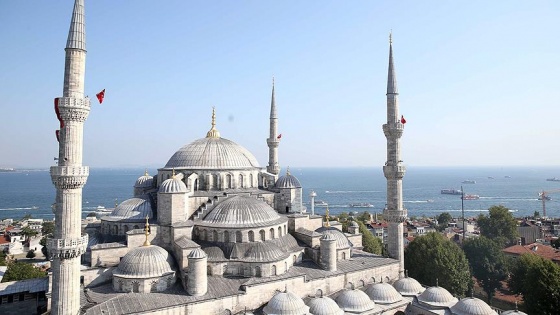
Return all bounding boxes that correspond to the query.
[2,166,560,221]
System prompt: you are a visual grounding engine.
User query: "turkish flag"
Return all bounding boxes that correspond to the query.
[277,134,282,139]
[401,115,406,124]
[96,89,105,104]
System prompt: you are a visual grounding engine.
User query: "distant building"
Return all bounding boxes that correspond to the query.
[503,243,560,265]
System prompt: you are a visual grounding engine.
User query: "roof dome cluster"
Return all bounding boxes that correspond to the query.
[306,296,343,315]
[201,195,285,228]
[334,289,376,313]
[392,276,424,296]
[113,245,175,278]
[364,282,402,304]
[263,291,310,315]
[418,286,458,308]
[450,297,497,315]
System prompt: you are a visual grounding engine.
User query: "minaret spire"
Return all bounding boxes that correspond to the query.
[206,107,221,138]
[382,32,407,279]
[49,0,91,314]
[266,77,280,175]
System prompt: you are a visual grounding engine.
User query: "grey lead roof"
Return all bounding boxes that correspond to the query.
[201,195,286,228]
[0,277,48,295]
[66,0,86,50]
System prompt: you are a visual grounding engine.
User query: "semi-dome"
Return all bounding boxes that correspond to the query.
[113,245,175,278]
[159,176,187,193]
[450,297,497,315]
[315,227,352,249]
[335,289,376,313]
[418,286,458,308]
[165,137,259,170]
[201,195,285,228]
[364,282,403,304]
[276,169,301,188]
[306,296,344,315]
[263,291,310,315]
[134,172,153,188]
[393,276,424,296]
[107,197,153,221]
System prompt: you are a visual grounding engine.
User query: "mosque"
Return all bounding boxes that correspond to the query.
[46,1,526,315]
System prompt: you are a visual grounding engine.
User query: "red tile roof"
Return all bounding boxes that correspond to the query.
[503,243,560,263]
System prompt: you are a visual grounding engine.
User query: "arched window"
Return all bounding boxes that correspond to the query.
[202,230,208,241]
[342,252,347,260]
[236,231,242,242]
[133,225,139,230]
[248,231,255,242]
[271,265,277,276]
[293,255,297,263]
[132,281,140,293]
[239,174,244,188]
[124,225,129,233]
[255,266,261,277]
[225,174,232,189]
[224,231,230,242]
[249,174,254,187]
[213,230,218,242]
[150,281,158,293]
[278,226,282,237]
[269,228,275,239]
[259,230,265,241]
[113,225,118,235]
[118,280,123,292]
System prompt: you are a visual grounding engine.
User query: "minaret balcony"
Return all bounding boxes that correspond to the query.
[383,209,408,223]
[57,97,91,123]
[50,166,89,189]
[383,165,406,179]
[382,122,404,138]
[46,234,88,259]
[267,138,280,147]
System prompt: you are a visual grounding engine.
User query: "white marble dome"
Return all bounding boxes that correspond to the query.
[113,245,175,278]
[393,276,424,296]
[263,291,310,315]
[276,173,301,188]
[108,197,153,220]
[335,289,376,313]
[501,309,527,315]
[364,282,402,304]
[418,286,458,308]
[201,195,285,228]
[134,173,153,188]
[159,176,187,193]
[315,227,352,249]
[306,296,344,315]
[165,137,260,170]
[450,297,497,315]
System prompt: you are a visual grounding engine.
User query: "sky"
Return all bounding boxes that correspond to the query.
[1,0,559,169]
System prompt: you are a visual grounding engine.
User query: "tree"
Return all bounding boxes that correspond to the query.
[39,237,49,260]
[41,221,55,235]
[552,238,560,249]
[1,262,46,282]
[20,226,39,242]
[533,211,540,218]
[437,212,452,231]
[405,232,472,297]
[357,221,382,255]
[26,250,36,259]
[509,253,560,314]
[356,211,372,223]
[463,236,508,302]
[477,205,518,247]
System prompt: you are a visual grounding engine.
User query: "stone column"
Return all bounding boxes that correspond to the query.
[187,248,208,296]
[320,233,337,272]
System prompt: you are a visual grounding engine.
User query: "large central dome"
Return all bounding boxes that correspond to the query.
[165,137,260,169]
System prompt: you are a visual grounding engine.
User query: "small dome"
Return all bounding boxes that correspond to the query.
[393,277,424,296]
[418,286,458,308]
[108,197,153,221]
[350,221,359,227]
[263,291,310,315]
[134,172,153,188]
[159,177,187,193]
[201,195,285,228]
[364,282,402,304]
[276,172,301,188]
[501,309,527,315]
[113,245,175,278]
[187,248,207,259]
[306,296,344,315]
[165,137,260,170]
[450,297,497,315]
[315,227,352,249]
[335,289,376,313]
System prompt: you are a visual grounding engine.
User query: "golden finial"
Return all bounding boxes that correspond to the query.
[286,166,290,176]
[206,107,221,138]
[144,169,149,176]
[389,30,393,44]
[143,215,151,246]
[172,168,176,178]
[325,206,331,227]
[115,198,118,207]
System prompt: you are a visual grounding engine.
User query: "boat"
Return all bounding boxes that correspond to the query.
[0,168,16,172]
[538,193,552,201]
[426,199,434,203]
[441,189,462,195]
[349,203,374,208]
[314,200,328,207]
[546,178,560,182]
[462,194,480,200]
[462,180,476,184]
[31,206,39,210]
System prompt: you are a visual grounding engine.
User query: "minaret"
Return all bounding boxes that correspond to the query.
[48,1,90,314]
[266,77,280,175]
[382,33,407,279]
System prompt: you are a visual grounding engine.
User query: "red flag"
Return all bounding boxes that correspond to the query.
[277,134,282,139]
[55,130,60,142]
[54,98,64,128]
[400,115,406,124]
[96,89,105,104]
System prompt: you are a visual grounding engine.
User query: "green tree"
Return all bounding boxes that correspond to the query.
[509,253,560,314]
[20,226,39,242]
[405,232,472,297]
[463,236,508,302]
[39,237,49,260]
[552,238,560,249]
[26,250,36,259]
[41,221,55,235]
[1,262,46,282]
[533,211,540,218]
[356,211,372,223]
[477,205,518,247]
[437,212,453,231]
[357,221,382,255]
